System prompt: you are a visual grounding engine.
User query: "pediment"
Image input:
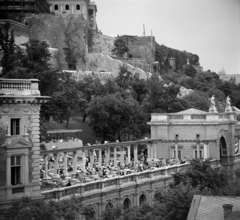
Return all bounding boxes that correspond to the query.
[6,138,32,149]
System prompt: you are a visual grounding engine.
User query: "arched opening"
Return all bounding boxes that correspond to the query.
[76,4,80,10]
[123,198,132,210]
[54,4,58,10]
[82,206,97,220]
[220,136,228,165]
[65,4,69,10]
[105,202,114,210]
[139,194,147,205]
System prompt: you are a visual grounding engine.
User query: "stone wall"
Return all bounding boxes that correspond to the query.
[28,13,88,70]
[91,32,114,55]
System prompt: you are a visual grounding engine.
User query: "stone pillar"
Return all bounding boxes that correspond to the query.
[154,142,157,159]
[105,148,110,166]
[147,143,151,160]
[151,143,154,159]
[120,146,124,165]
[6,155,11,186]
[64,152,68,175]
[53,152,59,176]
[72,151,77,173]
[203,143,208,160]
[71,4,74,13]
[98,149,102,168]
[114,147,117,167]
[44,155,48,178]
[197,143,200,158]
[127,146,131,163]
[82,150,86,172]
[89,150,94,169]
[134,145,138,163]
[175,143,178,160]
[24,153,29,184]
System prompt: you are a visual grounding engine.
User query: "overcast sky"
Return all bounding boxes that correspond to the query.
[94,0,240,75]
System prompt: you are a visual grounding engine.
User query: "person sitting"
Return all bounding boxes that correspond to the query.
[65,179,71,187]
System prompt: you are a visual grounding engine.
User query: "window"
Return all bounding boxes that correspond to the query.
[194,150,203,159]
[76,4,80,10]
[11,156,21,185]
[11,118,20,135]
[65,4,69,10]
[54,4,58,10]
[173,150,181,160]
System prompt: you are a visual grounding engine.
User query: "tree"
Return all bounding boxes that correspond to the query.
[0,22,15,76]
[115,65,133,89]
[112,35,137,58]
[172,159,229,194]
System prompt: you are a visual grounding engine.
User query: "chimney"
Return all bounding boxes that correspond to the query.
[222,204,233,220]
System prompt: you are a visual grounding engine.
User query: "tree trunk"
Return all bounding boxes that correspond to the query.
[118,131,121,142]
[66,116,70,129]
[82,113,87,122]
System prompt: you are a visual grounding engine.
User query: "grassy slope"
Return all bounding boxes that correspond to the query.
[45,117,99,145]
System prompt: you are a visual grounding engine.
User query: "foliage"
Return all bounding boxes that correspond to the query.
[172,159,229,194]
[112,35,137,58]
[0,22,15,76]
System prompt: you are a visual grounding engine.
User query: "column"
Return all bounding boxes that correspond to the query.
[64,152,68,175]
[203,143,208,161]
[120,146,124,165]
[72,151,77,173]
[53,152,59,176]
[197,143,200,158]
[89,150,94,169]
[154,142,157,159]
[44,155,48,178]
[127,146,131,163]
[114,147,117,167]
[134,145,138,163]
[105,148,110,166]
[24,153,29,183]
[151,143,154,159]
[98,149,102,168]
[82,150,86,172]
[6,155,11,186]
[147,143,151,160]
[175,143,178,160]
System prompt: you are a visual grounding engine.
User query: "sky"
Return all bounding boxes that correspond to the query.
[93,0,240,75]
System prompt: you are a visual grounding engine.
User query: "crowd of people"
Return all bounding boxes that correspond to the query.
[40,153,190,189]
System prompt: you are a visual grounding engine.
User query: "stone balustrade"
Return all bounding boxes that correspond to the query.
[0,78,41,96]
[41,159,220,201]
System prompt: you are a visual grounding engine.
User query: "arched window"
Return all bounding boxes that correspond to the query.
[54,4,58,10]
[76,4,80,10]
[65,4,69,10]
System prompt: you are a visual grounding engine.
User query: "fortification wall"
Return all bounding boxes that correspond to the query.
[27,14,88,70]
[91,32,114,55]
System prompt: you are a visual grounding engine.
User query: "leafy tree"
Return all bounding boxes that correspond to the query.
[183,65,197,78]
[115,65,133,89]
[112,35,137,58]
[0,22,15,76]
[172,159,229,194]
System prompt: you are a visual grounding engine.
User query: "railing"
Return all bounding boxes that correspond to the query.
[41,160,220,201]
[191,115,206,119]
[169,115,184,120]
[0,81,31,90]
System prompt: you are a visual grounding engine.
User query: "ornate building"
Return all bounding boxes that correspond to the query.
[0,79,50,207]
[47,0,98,31]
[0,0,50,18]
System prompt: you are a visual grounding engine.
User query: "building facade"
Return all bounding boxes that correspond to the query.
[0,79,50,207]
[0,0,50,18]
[47,0,97,31]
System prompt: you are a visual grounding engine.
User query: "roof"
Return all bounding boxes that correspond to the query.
[187,196,240,220]
[173,108,207,115]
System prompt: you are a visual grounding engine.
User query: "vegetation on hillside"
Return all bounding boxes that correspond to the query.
[1,23,240,143]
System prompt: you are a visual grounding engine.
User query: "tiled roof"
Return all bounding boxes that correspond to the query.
[187,196,240,220]
[173,108,207,115]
